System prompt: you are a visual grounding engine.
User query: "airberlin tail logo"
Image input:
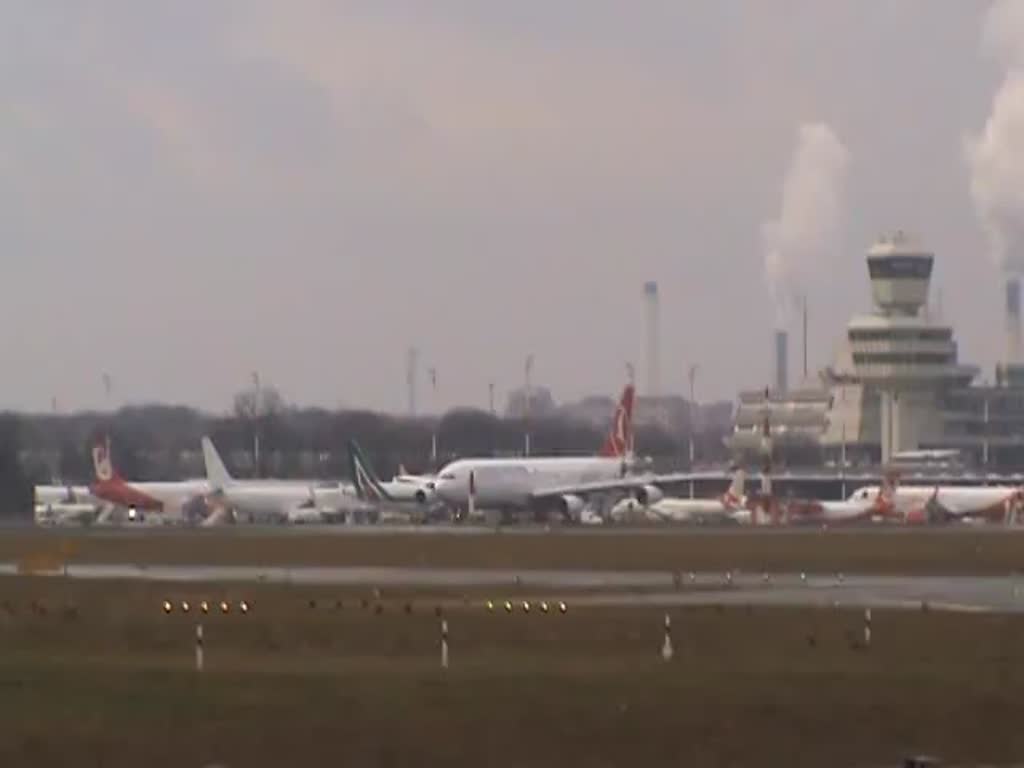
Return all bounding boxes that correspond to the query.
[92,439,114,482]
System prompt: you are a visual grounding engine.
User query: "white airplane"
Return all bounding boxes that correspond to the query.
[89,437,209,524]
[347,440,438,520]
[201,437,369,524]
[610,469,748,524]
[34,500,103,526]
[884,483,1024,525]
[783,479,898,525]
[433,385,651,520]
[35,484,94,506]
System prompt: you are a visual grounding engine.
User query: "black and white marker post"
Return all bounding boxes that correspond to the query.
[196,623,204,672]
[440,618,449,669]
[661,613,673,661]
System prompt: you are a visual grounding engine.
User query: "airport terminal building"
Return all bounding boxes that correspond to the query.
[730,232,1024,470]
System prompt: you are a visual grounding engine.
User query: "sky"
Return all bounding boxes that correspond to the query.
[0,1,1016,414]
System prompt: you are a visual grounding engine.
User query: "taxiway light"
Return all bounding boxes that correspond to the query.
[504,601,513,613]
[486,600,495,612]
[521,601,531,614]
[239,600,250,614]
[162,600,172,614]
[200,601,210,614]
[558,602,568,614]
[219,601,230,614]
[181,601,191,613]
[540,601,550,614]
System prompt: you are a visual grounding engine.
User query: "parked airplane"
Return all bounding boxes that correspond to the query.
[201,437,369,524]
[89,437,208,524]
[348,440,438,520]
[35,484,94,506]
[783,478,898,525]
[432,384,646,520]
[34,500,102,526]
[887,483,1024,525]
[610,469,748,524]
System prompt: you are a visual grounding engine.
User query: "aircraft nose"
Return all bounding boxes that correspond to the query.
[433,478,454,502]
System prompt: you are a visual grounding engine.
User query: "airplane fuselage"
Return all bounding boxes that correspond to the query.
[434,457,625,509]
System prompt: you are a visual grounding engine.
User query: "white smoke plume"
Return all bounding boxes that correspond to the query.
[762,122,850,325]
[967,0,1024,273]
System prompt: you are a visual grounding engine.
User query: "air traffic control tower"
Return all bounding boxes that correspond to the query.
[824,232,977,462]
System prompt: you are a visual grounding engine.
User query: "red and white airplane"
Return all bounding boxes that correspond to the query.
[782,477,898,525]
[610,469,748,523]
[890,483,1024,525]
[433,384,640,519]
[89,437,209,524]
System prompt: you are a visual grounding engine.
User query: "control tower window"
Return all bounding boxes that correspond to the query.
[852,352,950,365]
[867,256,933,279]
[848,328,951,342]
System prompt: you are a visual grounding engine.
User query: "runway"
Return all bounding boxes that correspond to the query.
[6,562,1024,613]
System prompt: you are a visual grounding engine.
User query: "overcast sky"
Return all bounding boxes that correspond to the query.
[1,1,1016,413]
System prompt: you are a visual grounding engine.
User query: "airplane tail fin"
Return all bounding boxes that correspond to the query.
[877,472,899,516]
[599,384,635,458]
[201,437,234,491]
[347,440,392,503]
[723,467,746,508]
[91,436,123,484]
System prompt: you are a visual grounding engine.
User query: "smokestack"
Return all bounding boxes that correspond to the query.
[1007,277,1021,365]
[774,330,788,394]
[801,295,808,381]
[643,281,661,398]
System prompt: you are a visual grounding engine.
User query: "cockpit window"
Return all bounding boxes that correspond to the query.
[439,472,456,481]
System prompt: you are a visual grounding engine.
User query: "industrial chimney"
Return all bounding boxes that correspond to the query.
[1007,277,1021,366]
[643,281,661,398]
[774,330,788,394]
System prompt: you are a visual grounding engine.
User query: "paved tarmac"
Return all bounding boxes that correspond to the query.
[5,562,1024,613]
[17,522,1024,537]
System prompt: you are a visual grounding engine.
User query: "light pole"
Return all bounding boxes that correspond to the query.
[488,381,495,416]
[251,371,261,478]
[429,367,438,465]
[102,373,113,409]
[687,364,699,479]
[524,354,534,457]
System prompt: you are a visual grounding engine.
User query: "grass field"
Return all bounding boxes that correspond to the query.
[4,526,1024,575]
[1,575,1023,767]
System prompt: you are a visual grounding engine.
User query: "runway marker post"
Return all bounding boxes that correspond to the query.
[661,613,674,661]
[195,623,204,672]
[440,619,449,670]
[863,608,872,648]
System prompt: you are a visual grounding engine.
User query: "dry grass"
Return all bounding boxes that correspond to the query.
[0,576,1022,767]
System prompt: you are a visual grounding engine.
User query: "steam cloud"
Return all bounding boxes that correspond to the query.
[762,122,850,325]
[967,0,1024,273]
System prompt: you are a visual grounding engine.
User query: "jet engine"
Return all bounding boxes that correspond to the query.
[633,485,664,506]
[556,494,586,519]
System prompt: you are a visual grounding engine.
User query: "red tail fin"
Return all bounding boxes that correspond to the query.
[91,436,123,484]
[600,385,635,458]
[875,472,899,517]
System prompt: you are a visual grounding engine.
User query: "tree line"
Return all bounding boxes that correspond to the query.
[5,385,730,517]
